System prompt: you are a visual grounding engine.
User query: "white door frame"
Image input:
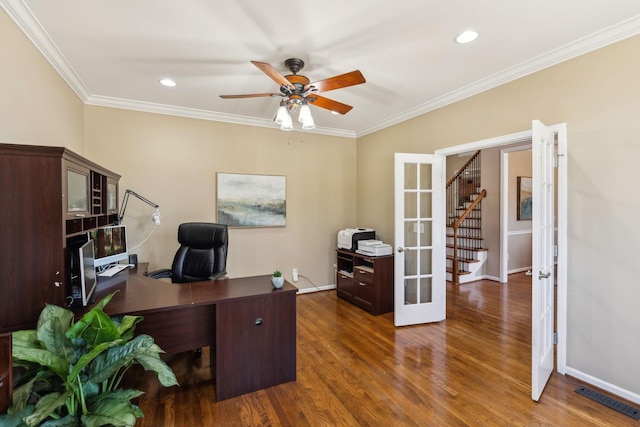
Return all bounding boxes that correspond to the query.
[435,124,567,375]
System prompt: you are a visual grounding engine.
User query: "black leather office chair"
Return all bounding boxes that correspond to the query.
[147,222,228,283]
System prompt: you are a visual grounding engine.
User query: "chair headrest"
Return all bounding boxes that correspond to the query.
[177,222,228,249]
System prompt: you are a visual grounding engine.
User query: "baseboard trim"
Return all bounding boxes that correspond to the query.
[565,366,640,406]
[296,284,336,294]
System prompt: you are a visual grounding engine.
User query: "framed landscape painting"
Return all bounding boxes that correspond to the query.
[216,173,286,227]
[517,176,532,221]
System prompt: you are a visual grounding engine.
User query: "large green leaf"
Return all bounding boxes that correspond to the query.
[12,344,67,380]
[115,315,143,341]
[37,304,74,332]
[66,309,120,347]
[135,354,179,387]
[67,339,124,384]
[22,391,72,427]
[89,388,144,405]
[64,292,117,342]
[80,398,142,427]
[86,335,155,384]
[12,330,38,351]
[36,317,74,362]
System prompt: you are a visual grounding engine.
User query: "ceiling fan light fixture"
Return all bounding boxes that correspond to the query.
[275,102,289,124]
[280,112,294,131]
[301,116,315,130]
[298,104,312,123]
[455,30,478,44]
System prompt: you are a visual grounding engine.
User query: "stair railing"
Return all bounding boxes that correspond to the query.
[446,150,483,285]
[451,189,487,285]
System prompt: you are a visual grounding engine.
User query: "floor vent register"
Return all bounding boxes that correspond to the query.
[575,386,640,420]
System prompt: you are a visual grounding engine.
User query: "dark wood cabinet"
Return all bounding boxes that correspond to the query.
[0,144,120,333]
[336,249,394,315]
[214,291,297,401]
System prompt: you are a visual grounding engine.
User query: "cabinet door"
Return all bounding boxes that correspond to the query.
[64,161,91,219]
[106,177,119,214]
[215,292,296,401]
[0,153,64,331]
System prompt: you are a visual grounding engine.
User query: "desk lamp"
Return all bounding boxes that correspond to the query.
[117,189,161,225]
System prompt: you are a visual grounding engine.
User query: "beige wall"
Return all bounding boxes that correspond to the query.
[0,8,84,151]
[507,149,533,272]
[357,35,640,397]
[84,106,356,288]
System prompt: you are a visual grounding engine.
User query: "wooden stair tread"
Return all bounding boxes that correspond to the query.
[447,234,483,240]
[446,268,472,275]
[446,244,488,251]
[446,255,480,263]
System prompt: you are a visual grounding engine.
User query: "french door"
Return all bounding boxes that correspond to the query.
[531,120,556,401]
[393,153,445,326]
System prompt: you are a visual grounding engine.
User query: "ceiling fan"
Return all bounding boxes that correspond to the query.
[219,58,366,116]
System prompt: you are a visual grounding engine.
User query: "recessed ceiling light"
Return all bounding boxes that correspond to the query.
[455,30,478,44]
[159,78,176,87]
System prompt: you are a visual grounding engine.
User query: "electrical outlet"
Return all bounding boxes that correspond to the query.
[292,268,299,282]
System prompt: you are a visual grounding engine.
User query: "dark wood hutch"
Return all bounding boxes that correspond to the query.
[0,143,120,333]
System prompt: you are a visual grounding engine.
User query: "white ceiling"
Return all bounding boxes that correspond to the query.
[4,0,640,138]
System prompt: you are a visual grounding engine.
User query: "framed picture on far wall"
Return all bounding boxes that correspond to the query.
[517,176,532,221]
[216,173,286,228]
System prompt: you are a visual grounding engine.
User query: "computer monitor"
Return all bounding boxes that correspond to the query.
[79,240,97,306]
[89,224,128,268]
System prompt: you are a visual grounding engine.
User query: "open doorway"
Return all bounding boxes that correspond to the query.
[436,123,568,380]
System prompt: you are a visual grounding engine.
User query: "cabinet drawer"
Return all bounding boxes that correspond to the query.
[337,271,354,298]
[354,266,374,284]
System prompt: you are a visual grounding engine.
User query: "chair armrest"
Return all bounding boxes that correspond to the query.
[146,268,172,280]
[210,271,227,281]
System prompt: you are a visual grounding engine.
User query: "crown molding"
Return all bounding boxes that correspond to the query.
[86,95,357,139]
[355,14,640,138]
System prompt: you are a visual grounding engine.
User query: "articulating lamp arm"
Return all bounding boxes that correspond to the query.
[117,189,160,224]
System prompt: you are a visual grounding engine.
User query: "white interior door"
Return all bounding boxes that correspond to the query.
[394,153,445,326]
[531,120,556,401]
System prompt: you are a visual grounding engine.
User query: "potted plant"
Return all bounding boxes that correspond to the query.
[271,270,284,289]
[0,292,178,427]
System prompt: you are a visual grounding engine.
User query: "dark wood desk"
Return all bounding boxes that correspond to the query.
[92,266,297,401]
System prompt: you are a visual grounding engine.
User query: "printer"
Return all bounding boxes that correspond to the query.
[337,228,375,251]
[357,239,393,256]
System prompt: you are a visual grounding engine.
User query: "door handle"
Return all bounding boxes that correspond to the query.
[539,271,551,280]
[397,247,408,253]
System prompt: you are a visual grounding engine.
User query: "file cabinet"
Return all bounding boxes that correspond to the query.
[336,249,394,315]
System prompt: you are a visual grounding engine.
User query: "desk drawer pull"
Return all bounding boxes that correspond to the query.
[359,282,367,286]
[255,317,263,326]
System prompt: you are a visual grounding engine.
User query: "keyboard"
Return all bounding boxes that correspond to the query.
[98,264,131,277]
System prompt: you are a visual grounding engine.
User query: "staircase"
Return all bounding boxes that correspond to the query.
[446,151,488,284]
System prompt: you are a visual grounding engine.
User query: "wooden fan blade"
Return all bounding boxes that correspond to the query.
[251,61,294,89]
[305,70,365,93]
[219,93,281,99]
[307,95,353,115]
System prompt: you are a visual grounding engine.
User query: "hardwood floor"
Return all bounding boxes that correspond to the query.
[126,273,638,426]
